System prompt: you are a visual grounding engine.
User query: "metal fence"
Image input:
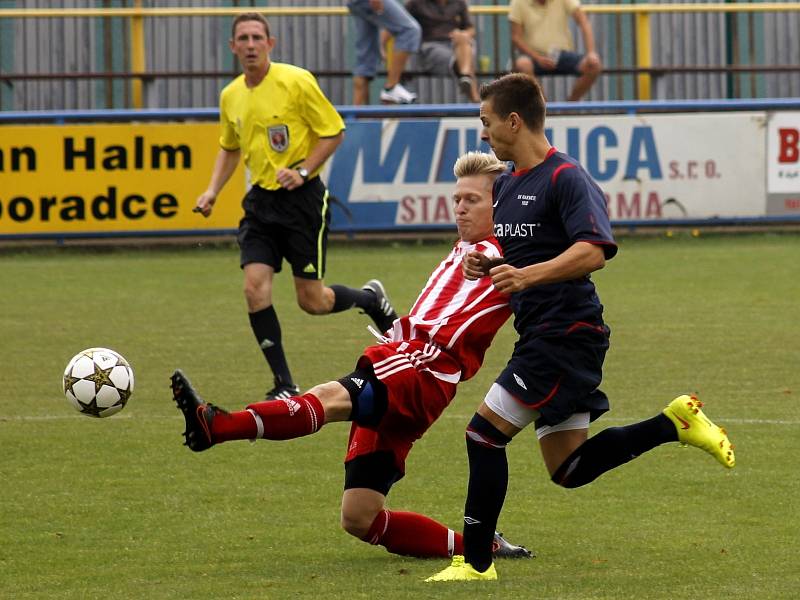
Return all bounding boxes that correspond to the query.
[1,0,799,111]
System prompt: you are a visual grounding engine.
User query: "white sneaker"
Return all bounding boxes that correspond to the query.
[380,83,417,104]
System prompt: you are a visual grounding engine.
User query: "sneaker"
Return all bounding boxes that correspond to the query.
[170,369,221,452]
[425,555,497,582]
[361,279,398,333]
[458,75,475,99]
[266,380,300,400]
[492,531,533,559]
[380,82,417,104]
[663,394,735,468]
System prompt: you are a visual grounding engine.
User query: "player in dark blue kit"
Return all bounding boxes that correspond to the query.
[427,73,736,582]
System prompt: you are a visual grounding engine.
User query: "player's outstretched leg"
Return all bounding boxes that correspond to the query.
[170,369,223,452]
[424,556,497,582]
[361,279,398,333]
[492,531,533,559]
[663,394,735,468]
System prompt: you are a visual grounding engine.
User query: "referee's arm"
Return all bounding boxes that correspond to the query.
[277,131,344,190]
[195,147,241,217]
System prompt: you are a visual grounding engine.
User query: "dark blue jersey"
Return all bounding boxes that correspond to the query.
[492,148,618,333]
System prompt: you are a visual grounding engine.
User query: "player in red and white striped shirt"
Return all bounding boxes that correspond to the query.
[171,152,531,560]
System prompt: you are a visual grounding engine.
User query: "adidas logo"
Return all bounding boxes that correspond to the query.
[513,373,527,390]
[351,377,364,389]
[303,263,317,274]
[260,338,275,349]
[283,398,301,416]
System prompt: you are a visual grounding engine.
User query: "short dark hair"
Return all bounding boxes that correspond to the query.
[231,12,271,39]
[479,73,546,132]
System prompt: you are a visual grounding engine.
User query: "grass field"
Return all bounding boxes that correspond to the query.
[1,233,798,599]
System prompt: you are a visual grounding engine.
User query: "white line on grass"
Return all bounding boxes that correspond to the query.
[2,415,800,425]
[436,414,800,426]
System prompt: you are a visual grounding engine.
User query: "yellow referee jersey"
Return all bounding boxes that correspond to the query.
[218,63,345,191]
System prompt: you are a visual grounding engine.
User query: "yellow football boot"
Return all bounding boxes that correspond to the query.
[425,556,498,582]
[663,395,735,468]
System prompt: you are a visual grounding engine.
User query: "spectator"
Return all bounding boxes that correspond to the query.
[405,0,481,102]
[509,0,602,101]
[347,0,422,104]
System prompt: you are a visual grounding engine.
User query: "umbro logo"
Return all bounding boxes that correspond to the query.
[464,516,481,525]
[513,373,527,390]
[260,338,275,349]
[351,377,364,389]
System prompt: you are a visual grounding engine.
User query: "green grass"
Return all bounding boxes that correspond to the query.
[1,233,798,599]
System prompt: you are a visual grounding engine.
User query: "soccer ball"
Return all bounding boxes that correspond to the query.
[62,347,134,418]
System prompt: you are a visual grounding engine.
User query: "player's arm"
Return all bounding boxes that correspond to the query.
[195,147,241,217]
[488,241,605,294]
[463,251,504,280]
[276,131,344,190]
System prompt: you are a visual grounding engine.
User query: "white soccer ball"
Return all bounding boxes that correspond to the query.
[62,347,134,418]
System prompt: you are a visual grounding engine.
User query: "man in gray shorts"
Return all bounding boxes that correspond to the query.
[406,0,480,102]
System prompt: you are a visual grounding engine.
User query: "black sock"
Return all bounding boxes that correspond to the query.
[463,416,511,573]
[248,306,293,385]
[329,284,375,313]
[552,413,678,488]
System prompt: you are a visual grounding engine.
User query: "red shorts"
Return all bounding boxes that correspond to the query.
[344,340,460,474]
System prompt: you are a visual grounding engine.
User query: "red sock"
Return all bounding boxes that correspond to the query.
[363,510,463,558]
[209,409,258,443]
[245,393,326,440]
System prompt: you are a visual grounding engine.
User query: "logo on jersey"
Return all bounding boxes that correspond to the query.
[494,222,541,238]
[350,377,365,389]
[517,194,537,206]
[513,373,528,390]
[268,124,289,152]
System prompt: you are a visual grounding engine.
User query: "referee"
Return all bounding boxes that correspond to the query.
[196,13,397,400]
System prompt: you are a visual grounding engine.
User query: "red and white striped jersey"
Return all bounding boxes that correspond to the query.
[383,236,512,382]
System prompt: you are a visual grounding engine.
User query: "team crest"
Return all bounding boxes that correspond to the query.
[268,124,289,152]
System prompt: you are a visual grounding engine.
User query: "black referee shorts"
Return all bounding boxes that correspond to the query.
[496,321,611,427]
[237,178,331,280]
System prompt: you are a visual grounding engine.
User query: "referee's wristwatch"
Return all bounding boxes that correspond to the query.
[297,167,309,182]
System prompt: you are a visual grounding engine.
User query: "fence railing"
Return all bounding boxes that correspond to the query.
[1,2,799,108]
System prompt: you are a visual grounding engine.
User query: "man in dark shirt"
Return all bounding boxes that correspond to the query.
[426,73,736,582]
[406,0,480,101]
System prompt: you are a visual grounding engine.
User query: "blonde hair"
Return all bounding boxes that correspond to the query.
[453,151,507,179]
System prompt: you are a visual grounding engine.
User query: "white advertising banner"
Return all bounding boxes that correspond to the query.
[767,112,800,193]
[324,112,769,229]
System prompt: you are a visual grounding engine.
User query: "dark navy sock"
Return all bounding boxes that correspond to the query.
[463,414,512,573]
[552,413,677,488]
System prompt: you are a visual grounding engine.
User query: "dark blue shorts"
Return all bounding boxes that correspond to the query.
[526,50,584,76]
[496,321,610,427]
